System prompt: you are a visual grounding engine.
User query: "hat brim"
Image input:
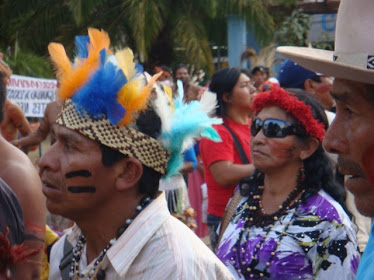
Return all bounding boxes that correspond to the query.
[277,46,374,85]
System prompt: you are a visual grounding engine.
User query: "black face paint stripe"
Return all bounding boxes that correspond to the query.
[65,170,92,178]
[68,186,96,193]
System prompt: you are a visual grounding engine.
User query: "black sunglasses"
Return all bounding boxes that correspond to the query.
[251,118,304,138]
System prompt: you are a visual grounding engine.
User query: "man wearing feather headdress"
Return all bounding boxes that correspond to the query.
[40,28,233,279]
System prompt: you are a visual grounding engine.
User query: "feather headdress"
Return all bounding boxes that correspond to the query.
[50,28,222,176]
[154,80,222,177]
[49,28,158,126]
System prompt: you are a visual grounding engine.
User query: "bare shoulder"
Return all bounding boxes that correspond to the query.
[0,141,44,217]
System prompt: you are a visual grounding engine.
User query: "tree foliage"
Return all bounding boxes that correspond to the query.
[0,0,299,77]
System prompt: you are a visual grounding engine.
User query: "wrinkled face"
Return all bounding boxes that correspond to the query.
[38,124,118,220]
[313,76,334,110]
[323,78,374,217]
[250,106,304,173]
[175,67,189,84]
[252,70,267,88]
[228,73,257,113]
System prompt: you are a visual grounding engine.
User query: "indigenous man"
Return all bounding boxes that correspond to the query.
[277,0,374,278]
[41,28,233,279]
[0,60,46,278]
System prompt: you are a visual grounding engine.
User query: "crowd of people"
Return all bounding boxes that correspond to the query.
[1,0,374,279]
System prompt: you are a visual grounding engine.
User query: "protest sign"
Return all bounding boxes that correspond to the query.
[6,75,57,117]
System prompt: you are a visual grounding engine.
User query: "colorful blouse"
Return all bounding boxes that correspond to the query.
[217,190,360,280]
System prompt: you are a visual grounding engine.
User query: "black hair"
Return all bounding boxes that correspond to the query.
[209,67,250,117]
[174,63,188,76]
[241,89,349,215]
[251,66,269,76]
[100,108,163,198]
[0,72,7,122]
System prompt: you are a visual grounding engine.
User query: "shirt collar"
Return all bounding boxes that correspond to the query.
[107,191,170,276]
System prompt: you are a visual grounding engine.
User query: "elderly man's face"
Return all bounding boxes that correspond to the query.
[38,124,118,220]
[323,78,374,217]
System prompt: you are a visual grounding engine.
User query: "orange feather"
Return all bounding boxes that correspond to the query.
[48,43,72,81]
[55,28,111,100]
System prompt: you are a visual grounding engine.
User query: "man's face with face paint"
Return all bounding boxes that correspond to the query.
[323,78,374,217]
[250,106,306,173]
[38,124,118,220]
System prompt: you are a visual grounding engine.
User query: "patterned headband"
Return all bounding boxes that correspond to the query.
[252,88,326,141]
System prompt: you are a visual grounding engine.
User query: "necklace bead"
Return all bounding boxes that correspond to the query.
[69,196,152,280]
[232,181,305,279]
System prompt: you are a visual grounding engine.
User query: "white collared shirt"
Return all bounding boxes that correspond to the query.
[49,192,234,280]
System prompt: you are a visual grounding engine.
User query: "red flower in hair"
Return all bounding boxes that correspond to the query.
[252,88,325,141]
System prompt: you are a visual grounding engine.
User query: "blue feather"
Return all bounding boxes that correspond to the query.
[135,63,143,74]
[72,50,127,124]
[75,36,90,59]
[160,95,222,177]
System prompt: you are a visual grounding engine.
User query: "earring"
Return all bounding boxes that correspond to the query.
[299,161,305,182]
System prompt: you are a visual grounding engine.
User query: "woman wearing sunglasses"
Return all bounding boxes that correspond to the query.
[216,88,359,279]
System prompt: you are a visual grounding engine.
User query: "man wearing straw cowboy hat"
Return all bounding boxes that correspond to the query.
[40,28,233,279]
[277,0,374,278]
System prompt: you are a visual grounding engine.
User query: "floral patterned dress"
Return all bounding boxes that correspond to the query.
[217,190,360,280]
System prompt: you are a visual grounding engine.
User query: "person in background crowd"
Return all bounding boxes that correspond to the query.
[277,0,374,278]
[217,88,359,279]
[0,60,45,279]
[200,67,256,251]
[278,59,335,122]
[251,65,279,92]
[251,66,269,89]
[0,58,32,145]
[42,28,233,279]
[173,63,203,103]
[12,100,62,149]
[154,65,173,87]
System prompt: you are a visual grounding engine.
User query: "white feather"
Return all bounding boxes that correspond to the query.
[199,90,218,116]
[152,83,172,133]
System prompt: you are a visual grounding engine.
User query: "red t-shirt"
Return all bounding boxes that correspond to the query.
[200,117,251,217]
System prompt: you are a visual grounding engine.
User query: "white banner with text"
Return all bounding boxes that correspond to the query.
[6,74,57,117]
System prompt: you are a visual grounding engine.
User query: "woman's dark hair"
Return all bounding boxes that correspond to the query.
[209,67,250,117]
[242,89,349,215]
[100,108,163,198]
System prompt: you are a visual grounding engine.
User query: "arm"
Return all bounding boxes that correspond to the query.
[12,115,51,149]
[7,103,32,138]
[2,162,46,279]
[200,125,254,187]
[209,161,254,186]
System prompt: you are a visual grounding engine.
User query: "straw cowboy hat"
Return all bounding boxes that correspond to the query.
[277,0,374,85]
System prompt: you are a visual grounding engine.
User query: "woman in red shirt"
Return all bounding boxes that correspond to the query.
[200,67,256,251]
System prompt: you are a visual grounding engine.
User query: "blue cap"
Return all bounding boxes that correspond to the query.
[278,59,319,89]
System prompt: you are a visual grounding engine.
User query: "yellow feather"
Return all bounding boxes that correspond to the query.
[117,72,162,125]
[115,48,137,79]
[48,43,72,81]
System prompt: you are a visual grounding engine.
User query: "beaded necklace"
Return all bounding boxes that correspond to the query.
[231,183,305,279]
[69,196,152,280]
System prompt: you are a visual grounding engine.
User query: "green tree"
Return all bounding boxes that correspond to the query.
[0,0,296,76]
